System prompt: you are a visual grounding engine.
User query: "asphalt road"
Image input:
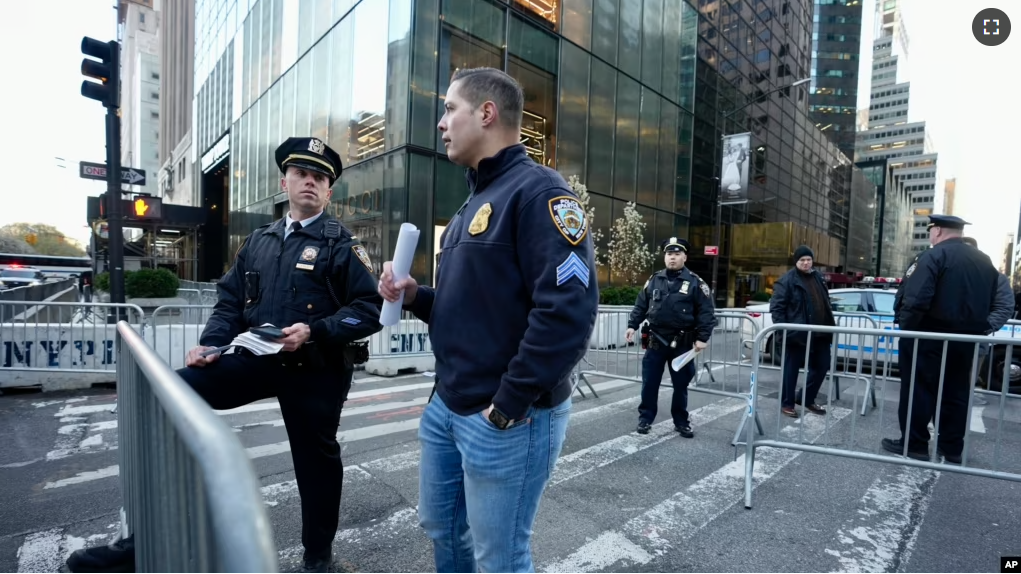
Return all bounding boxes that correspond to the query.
[1,334,1020,573]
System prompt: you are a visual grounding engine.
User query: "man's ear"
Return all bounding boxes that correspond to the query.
[480,100,499,127]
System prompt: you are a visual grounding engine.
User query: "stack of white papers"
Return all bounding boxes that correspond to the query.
[229,324,285,356]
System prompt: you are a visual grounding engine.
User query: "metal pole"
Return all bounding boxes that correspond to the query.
[107,108,125,305]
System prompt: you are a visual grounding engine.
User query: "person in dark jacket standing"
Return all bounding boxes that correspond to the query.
[769,245,836,418]
[625,237,715,437]
[67,137,384,574]
[883,215,999,464]
[377,68,598,573]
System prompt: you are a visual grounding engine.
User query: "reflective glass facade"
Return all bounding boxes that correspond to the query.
[193,0,701,286]
[808,0,863,160]
[687,0,876,306]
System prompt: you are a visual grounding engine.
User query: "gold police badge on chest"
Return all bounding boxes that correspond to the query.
[680,280,690,294]
[296,246,319,270]
[468,203,493,236]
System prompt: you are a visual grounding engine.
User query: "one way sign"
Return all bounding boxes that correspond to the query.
[79,161,147,186]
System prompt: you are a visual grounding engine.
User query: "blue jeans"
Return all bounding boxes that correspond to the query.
[418,394,571,573]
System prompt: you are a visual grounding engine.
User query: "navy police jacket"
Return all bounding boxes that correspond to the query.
[895,237,999,335]
[628,267,716,343]
[200,212,384,360]
[407,144,599,420]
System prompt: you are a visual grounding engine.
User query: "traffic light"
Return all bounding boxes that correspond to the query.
[81,36,119,108]
[129,196,162,220]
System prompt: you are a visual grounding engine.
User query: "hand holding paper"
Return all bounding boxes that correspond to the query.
[671,346,703,372]
[380,223,421,326]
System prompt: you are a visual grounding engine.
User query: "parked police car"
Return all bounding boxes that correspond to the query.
[0,266,45,289]
[741,287,1020,394]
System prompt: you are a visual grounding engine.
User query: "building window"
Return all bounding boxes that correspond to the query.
[151,72,159,80]
[140,12,145,23]
[150,111,159,119]
[151,92,159,100]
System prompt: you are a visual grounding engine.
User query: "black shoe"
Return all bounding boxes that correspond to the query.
[881,438,928,461]
[937,447,963,465]
[301,550,332,573]
[66,535,135,573]
[675,424,694,439]
[636,422,652,434]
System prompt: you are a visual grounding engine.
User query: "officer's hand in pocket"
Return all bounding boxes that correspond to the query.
[280,323,311,352]
[186,346,220,368]
[625,328,636,343]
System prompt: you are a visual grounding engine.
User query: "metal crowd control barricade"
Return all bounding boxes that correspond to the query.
[116,321,278,572]
[1,301,145,385]
[148,304,216,370]
[576,306,765,445]
[742,323,1021,510]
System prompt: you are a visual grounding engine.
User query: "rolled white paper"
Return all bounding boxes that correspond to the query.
[380,222,421,326]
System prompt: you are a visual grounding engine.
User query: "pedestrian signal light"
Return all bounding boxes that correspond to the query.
[129,196,163,220]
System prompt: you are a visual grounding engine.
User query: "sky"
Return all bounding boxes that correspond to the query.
[0,0,1018,267]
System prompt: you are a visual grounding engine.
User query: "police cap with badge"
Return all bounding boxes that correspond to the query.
[275,137,344,185]
[926,214,970,231]
[660,237,691,253]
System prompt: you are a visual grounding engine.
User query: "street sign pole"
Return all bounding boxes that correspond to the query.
[106,109,125,305]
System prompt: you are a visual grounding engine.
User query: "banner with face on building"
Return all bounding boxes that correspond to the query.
[720,132,751,205]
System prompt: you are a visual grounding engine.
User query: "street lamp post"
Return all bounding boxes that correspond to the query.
[709,77,810,303]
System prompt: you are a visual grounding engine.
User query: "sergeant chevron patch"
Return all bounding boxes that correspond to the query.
[341,317,361,325]
[556,252,590,287]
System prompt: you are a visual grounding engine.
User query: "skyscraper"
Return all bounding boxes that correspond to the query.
[808,0,864,160]
[854,0,938,257]
[119,0,161,199]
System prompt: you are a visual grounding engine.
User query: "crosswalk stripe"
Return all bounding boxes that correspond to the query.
[822,466,939,573]
[540,407,853,573]
[38,378,643,489]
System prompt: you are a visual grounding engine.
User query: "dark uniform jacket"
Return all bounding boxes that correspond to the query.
[895,237,999,335]
[627,267,716,344]
[406,144,599,421]
[200,212,383,363]
[769,268,836,344]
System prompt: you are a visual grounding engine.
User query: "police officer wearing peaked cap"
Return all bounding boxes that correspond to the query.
[66,137,384,574]
[884,213,999,465]
[625,237,716,438]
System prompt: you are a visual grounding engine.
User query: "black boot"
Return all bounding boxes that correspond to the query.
[66,534,135,573]
[301,549,333,573]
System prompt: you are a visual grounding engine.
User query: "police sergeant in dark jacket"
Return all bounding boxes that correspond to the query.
[883,214,999,465]
[67,137,384,574]
[625,237,716,438]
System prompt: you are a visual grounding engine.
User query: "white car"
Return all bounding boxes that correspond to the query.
[741,287,1020,394]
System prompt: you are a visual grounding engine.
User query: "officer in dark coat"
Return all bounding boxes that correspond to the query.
[883,214,999,465]
[67,137,383,574]
[626,237,716,437]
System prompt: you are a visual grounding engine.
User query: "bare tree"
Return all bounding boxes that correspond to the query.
[606,202,655,286]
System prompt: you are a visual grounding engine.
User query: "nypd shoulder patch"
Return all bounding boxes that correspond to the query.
[556,252,590,287]
[548,196,589,246]
[352,244,374,273]
[905,263,917,278]
[700,280,711,298]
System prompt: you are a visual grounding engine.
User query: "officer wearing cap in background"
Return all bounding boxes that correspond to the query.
[884,214,999,465]
[67,137,383,574]
[625,237,716,438]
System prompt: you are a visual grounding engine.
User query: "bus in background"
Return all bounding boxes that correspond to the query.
[0,253,92,279]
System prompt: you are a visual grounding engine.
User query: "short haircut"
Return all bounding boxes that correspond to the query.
[450,67,524,129]
[962,236,978,247]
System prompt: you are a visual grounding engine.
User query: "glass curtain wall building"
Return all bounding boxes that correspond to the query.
[192,0,701,285]
[686,0,875,306]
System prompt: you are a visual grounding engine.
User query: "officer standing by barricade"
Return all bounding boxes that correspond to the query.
[67,137,383,574]
[883,214,998,465]
[625,238,716,437]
